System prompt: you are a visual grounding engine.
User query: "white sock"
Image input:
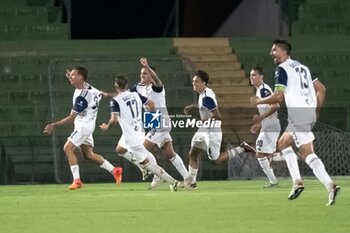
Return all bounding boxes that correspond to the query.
[258,157,278,184]
[119,152,143,172]
[228,147,245,159]
[70,165,80,180]
[146,151,157,165]
[189,166,198,183]
[305,153,332,188]
[143,162,175,184]
[99,159,114,173]
[169,154,190,180]
[282,147,301,182]
[271,152,285,161]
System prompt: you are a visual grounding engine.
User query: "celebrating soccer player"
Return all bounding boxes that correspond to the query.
[99,75,180,191]
[250,40,340,205]
[43,66,122,190]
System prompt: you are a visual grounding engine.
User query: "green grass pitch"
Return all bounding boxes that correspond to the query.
[0,177,349,233]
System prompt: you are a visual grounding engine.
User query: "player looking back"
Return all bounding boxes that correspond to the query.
[250,39,340,205]
[43,66,122,190]
[184,70,256,188]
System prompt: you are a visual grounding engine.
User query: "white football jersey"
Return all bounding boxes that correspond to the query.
[131,83,170,129]
[72,83,101,130]
[256,83,279,128]
[198,87,218,121]
[275,58,317,124]
[110,91,148,147]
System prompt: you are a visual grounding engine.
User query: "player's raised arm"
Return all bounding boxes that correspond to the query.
[140,57,162,87]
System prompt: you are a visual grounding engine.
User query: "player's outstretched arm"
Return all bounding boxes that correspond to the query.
[183,103,198,115]
[100,91,117,98]
[140,57,162,87]
[99,113,118,131]
[43,112,78,135]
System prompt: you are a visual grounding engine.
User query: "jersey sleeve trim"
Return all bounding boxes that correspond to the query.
[129,84,138,93]
[275,66,288,88]
[110,99,120,113]
[275,85,286,92]
[151,84,163,93]
[260,88,272,98]
[202,96,217,111]
[138,94,149,104]
[72,96,88,113]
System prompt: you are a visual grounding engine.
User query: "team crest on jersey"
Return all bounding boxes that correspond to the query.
[143,110,162,129]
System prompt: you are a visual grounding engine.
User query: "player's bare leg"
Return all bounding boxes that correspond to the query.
[299,142,340,205]
[213,143,255,164]
[81,144,122,185]
[256,152,278,188]
[63,141,82,190]
[278,133,304,199]
[143,139,163,188]
[140,158,179,192]
[188,147,202,188]
[116,144,152,182]
[162,141,193,188]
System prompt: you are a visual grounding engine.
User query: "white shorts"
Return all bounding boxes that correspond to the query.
[128,145,149,163]
[191,128,222,160]
[256,123,281,154]
[145,128,173,148]
[118,135,148,163]
[118,135,129,150]
[286,123,315,148]
[67,128,94,147]
[256,131,280,154]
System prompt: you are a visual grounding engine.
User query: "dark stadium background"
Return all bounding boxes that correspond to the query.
[70,0,243,39]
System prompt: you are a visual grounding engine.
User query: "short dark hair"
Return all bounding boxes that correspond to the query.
[252,65,264,76]
[273,39,292,55]
[114,75,129,89]
[73,66,88,81]
[195,70,209,85]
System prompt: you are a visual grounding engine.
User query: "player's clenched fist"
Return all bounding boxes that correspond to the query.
[140,57,148,67]
[43,124,54,135]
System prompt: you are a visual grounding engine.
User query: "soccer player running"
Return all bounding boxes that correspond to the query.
[128,57,193,188]
[249,65,280,188]
[43,66,122,190]
[250,40,340,205]
[184,70,256,188]
[99,75,180,191]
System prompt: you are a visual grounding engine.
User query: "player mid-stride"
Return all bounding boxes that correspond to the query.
[43,66,122,190]
[99,75,180,192]
[184,70,257,188]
